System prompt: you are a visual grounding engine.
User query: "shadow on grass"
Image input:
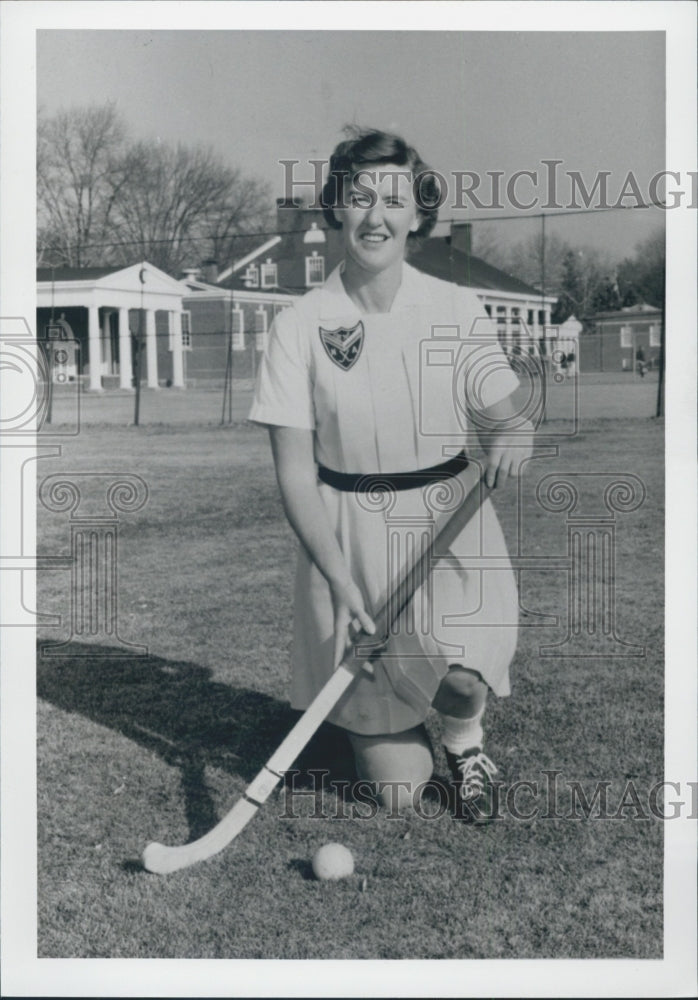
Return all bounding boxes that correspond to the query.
[287,858,316,881]
[37,641,356,845]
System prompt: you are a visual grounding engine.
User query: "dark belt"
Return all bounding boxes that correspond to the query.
[317,450,469,493]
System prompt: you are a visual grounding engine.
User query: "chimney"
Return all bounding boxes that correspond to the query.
[201,258,218,283]
[276,197,303,234]
[450,222,472,255]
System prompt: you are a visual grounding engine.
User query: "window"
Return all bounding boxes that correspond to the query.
[649,323,661,347]
[244,264,259,288]
[620,325,632,349]
[303,221,326,246]
[305,253,325,286]
[255,307,268,351]
[260,259,278,288]
[181,311,192,350]
[169,311,192,351]
[232,305,245,350]
[495,307,507,348]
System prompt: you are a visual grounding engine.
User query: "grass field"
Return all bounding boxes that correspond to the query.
[36,410,664,959]
[43,368,661,428]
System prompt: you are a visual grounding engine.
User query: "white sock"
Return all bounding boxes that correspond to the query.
[440,706,485,755]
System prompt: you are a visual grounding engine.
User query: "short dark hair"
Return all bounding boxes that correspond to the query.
[321,126,441,240]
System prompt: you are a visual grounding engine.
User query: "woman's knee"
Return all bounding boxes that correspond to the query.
[433,665,487,714]
[348,726,433,811]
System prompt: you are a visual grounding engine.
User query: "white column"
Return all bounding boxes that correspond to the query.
[503,304,513,353]
[522,302,532,347]
[232,306,245,350]
[88,304,102,391]
[171,310,184,388]
[145,309,158,388]
[543,306,553,362]
[255,306,268,352]
[118,308,133,390]
[512,307,521,351]
[101,309,112,374]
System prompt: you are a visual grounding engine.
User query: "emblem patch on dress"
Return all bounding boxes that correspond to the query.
[319,321,364,371]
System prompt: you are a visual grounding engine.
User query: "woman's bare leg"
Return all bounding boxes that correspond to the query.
[348,725,433,811]
[432,665,487,720]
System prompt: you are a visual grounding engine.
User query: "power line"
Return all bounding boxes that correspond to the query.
[441,199,668,224]
[38,199,667,257]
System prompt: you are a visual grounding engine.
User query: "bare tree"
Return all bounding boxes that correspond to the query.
[37,103,132,266]
[204,172,273,267]
[468,224,505,267]
[38,104,273,274]
[467,226,572,296]
[503,231,571,294]
[110,141,272,274]
[617,227,665,308]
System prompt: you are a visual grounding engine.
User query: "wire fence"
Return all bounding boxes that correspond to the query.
[37,329,662,434]
[36,200,666,426]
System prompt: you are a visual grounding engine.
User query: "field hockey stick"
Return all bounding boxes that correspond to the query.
[143,475,492,874]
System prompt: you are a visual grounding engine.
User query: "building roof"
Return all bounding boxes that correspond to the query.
[215,213,345,295]
[37,265,125,282]
[593,302,661,320]
[36,262,188,314]
[213,233,548,301]
[408,239,545,297]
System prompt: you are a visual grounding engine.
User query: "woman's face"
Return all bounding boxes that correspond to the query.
[335,162,420,276]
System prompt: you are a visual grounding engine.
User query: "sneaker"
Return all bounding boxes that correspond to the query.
[445,747,500,824]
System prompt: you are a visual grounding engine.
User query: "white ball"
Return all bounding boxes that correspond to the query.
[312,842,355,881]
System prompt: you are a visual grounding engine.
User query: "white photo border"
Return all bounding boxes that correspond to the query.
[1,2,695,996]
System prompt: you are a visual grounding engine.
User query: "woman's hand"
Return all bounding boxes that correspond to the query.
[484,419,534,489]
[329,577,376,668]
[475,394,535,489]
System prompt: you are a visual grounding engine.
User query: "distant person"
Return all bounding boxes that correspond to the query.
[56,313,74,340]
[635,345,647,378]
[250,126,533,820]
[566,350,576,379]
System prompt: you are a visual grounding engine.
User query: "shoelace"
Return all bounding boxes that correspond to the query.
[454,752,498,801]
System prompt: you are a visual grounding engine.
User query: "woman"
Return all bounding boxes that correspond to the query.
[249,127,533,818]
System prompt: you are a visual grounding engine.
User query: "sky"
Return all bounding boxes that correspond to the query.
[37,29,667,261]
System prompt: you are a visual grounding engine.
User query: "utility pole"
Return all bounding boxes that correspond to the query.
[134,267,146,426]
[540,213,548,423]
[656,282,665,419]
[221,327,234,425]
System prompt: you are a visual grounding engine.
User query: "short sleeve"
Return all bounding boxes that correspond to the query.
[458,287,520,411]
[248,307,315,429]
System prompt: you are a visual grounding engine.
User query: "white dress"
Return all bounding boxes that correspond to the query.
[249,262,520,735]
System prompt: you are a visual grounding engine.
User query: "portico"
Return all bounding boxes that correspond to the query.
[37,263,189,391]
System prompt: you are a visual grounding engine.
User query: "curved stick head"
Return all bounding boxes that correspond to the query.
[142,797,260,874]
[142,841,190,875]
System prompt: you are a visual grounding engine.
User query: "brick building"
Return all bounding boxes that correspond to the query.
[181,201,557,379]
[36,204,558,389]
[578,303,663,372]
